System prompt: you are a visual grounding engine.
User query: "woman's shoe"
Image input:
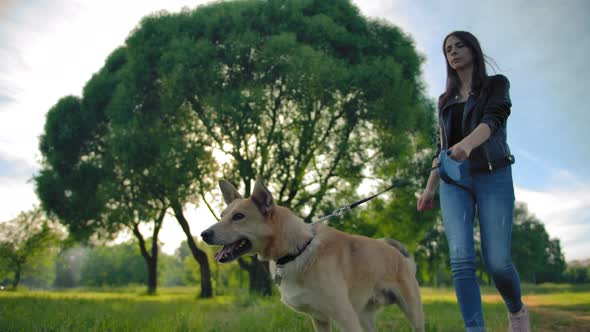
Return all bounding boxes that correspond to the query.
[508,305,530,332]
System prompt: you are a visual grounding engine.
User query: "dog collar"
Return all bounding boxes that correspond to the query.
[275,237,313,267]
[273,237,313,286]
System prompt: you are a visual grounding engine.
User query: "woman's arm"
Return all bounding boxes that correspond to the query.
[450,123,491,161]
[417,157,440,211]
[450,75,511,161]
[480,75,511,135]
[426,156,441,192]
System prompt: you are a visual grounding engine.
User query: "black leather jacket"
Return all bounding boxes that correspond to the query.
[434,74,515,172]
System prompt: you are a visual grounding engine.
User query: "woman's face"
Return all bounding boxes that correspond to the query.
[445,35,473,71]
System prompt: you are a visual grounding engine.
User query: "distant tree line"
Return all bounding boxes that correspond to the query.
[51,240,245,292]
[0,211,245,292]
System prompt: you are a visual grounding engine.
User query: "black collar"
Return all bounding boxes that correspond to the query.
[275,237,313,267]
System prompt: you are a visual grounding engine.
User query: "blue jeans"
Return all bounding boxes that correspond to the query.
[439,166,523,332]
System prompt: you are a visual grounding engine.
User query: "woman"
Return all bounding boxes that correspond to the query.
[417,31,530,332]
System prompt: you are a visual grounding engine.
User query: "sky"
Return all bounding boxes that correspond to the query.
[1,0,589,260]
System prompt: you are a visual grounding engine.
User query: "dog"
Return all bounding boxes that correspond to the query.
[201,177,425,332]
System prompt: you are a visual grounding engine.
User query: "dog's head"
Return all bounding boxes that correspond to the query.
[200,176,276,263]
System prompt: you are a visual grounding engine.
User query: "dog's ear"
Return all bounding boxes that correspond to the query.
[219,180,243,204]
[251,176,274,215]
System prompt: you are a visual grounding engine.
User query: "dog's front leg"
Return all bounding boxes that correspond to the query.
[358,311,378,332]
[329,305,363,332]
[311,317,331,332]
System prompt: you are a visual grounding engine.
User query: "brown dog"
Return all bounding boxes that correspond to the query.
[201,177,425,332]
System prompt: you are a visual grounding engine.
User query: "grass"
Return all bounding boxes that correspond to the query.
[0,284,589,331]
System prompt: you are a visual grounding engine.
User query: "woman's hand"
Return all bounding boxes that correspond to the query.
[417,189,436,211]
[449,141,472,161]
[450,123,491,161]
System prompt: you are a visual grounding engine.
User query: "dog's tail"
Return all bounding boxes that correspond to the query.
[384,238,411,258]
[383,238,416,275]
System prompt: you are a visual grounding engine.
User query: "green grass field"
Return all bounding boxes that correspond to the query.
[1,284,589,331]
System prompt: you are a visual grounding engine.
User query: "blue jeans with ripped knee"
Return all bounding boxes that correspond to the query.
[439,165,523,332]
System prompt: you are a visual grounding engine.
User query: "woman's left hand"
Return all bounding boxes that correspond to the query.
[449,141,472,161]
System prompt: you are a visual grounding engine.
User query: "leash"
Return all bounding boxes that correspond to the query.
[311,179,409,225]
[310,165,440,225]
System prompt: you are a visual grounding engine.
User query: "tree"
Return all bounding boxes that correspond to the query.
[37,0,435,295]
[0,209,62,289]
[79,241,147,287]
[563,265,589,284]
[131,0,434,293]
[55,242,181,288]
[511,202,566,283]
[35,43,215,296]
[414,219,451,286]
[170,240,245,293]
[33,58,167,293]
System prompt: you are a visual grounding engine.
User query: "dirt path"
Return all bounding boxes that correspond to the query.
[526,296,590,332]
[530,306,590,331]
[479,293,590,331]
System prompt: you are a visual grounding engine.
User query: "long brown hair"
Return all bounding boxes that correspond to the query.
[438,31,497,110]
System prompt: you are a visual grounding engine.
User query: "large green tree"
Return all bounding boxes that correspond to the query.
[131,0,435,293]
[38,0,436,295]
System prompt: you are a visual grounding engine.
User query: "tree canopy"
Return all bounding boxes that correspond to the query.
[144,0,435,212]
[35,0,437,295]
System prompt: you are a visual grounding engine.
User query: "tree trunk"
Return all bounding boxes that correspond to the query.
[132,224,157,295]
[433,262,439,287]
[147,259,157,295]
[131,208,165,295]
[171,199,213,298]
[12,265,21,289]
[238,256,272,296]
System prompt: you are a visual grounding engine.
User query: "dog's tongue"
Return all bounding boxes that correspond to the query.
[215,243,238,262]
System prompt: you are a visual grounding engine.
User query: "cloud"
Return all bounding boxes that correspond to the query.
[0,155,40,222]
[513,148,587,191]
[515,184,590,261]
[0,176,38,222]
[0,156,37,178]
[0,94,15,107]
[0,0,214,166]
